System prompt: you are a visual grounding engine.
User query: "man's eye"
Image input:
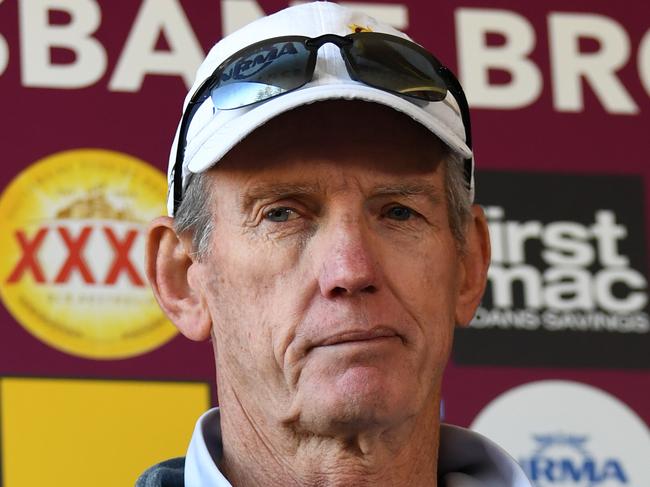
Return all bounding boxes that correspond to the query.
[265,207,297,222]
[386,206,413,221]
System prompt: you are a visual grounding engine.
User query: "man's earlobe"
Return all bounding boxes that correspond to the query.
[145,216,212,341]
[455,205,491,327]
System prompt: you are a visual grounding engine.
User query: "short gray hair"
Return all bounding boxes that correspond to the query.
[443,150,472,250]
[173,172,214,260]
[173,153,472,259]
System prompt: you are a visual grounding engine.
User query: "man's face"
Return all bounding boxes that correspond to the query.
[191,101,475,436]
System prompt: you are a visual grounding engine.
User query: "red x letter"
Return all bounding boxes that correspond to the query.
[6,228,48,283]
[103,227,144,286]
[54,226,95,284]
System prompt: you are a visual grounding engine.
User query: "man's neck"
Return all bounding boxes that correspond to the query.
[217,392,441,487]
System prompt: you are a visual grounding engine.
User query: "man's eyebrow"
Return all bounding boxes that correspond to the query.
[371,182,443,205]
[240,183,320,210]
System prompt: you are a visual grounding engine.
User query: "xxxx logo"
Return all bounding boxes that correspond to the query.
[7,225,144,286]
[0,149,177,359]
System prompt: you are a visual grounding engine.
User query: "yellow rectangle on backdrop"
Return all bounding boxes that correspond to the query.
[0,377,211,487]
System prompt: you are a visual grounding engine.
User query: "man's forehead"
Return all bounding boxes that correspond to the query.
[202,100,449,207]
[238,179,444,208]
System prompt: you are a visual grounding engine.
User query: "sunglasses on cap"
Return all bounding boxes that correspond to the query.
[172,32,473,214]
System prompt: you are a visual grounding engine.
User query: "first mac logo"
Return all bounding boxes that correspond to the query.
[454,171,650,369]
[0,149,177,360]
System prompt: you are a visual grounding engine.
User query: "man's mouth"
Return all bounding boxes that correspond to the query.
[317,327,402,347]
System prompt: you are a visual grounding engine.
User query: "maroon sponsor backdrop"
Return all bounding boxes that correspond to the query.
[0,0,648,428]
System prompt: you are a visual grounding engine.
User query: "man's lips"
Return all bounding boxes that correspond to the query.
[316,327,402,348]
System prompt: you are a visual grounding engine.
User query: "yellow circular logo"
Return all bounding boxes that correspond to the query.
[0,149,177,359]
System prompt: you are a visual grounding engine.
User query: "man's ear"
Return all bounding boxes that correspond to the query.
[145,216,212,341]
[455,205,491,327]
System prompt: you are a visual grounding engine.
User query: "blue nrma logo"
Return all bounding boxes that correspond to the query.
[520,434,628,486]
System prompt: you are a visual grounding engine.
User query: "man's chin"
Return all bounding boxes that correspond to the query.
[293,365,416,436]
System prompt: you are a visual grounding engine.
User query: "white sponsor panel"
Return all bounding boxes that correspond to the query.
[471,380,650,487]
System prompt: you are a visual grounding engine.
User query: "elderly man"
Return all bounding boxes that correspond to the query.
[140,2,531,486]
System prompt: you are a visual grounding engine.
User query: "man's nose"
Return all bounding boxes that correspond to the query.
[316,218,380,298]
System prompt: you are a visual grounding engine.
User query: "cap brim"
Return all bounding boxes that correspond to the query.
[185,82,472,174]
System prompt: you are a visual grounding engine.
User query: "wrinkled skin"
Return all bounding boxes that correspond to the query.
[147,100,490,486]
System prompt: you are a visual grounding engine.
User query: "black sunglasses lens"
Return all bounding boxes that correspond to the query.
[211,40,313,110]
[345,36,447,102]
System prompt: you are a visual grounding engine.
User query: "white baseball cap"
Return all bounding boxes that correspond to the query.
[167,1,474,215]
